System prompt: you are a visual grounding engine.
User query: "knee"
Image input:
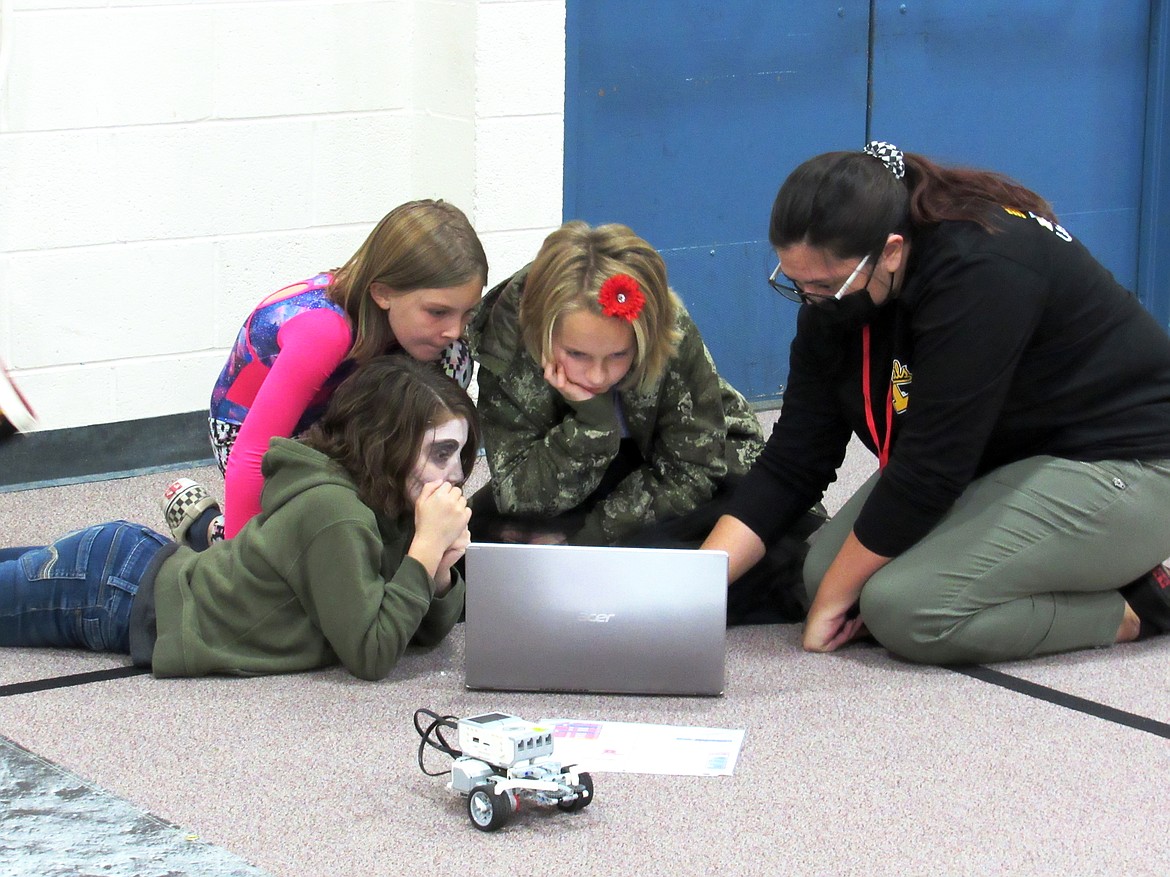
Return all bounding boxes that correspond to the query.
[859,575,956,664]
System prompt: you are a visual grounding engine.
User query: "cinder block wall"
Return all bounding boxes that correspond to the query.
[0,0,565,431]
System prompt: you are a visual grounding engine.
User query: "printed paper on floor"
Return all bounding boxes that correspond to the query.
[538,718,744,776]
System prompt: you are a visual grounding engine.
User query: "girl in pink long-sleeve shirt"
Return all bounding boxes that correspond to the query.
[163,199,486,549]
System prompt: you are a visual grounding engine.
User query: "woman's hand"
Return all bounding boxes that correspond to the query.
[409,482,472,586]
[802,530,888,653]
[802,602,867,652]
[543,358,597,403]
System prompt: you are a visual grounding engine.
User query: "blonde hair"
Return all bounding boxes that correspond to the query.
[329,200,488,363]
[518,221,681,392]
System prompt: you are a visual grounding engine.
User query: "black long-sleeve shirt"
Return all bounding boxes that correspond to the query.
[728,208,1170,557]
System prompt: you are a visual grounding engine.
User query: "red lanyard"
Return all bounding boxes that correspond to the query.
[861,325,893,469]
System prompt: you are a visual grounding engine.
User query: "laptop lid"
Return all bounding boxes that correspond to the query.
[463,542,727,696]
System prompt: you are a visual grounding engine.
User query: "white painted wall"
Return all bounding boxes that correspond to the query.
[0,0,565,431]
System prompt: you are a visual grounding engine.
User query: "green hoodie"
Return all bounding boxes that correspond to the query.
[150,438,464,680]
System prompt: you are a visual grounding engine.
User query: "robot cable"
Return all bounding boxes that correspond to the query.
[413,708,463,776]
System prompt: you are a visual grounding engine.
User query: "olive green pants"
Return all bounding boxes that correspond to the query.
[805,456,1170,664]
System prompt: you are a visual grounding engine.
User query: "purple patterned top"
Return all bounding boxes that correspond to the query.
[209,273,353,435]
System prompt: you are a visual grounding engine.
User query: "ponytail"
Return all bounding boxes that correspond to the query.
[770,142,1056,257]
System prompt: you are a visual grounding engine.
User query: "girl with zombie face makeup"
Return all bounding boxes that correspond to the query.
[0,357,478,681]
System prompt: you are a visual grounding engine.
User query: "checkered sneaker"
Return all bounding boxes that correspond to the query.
[161,478,219,542]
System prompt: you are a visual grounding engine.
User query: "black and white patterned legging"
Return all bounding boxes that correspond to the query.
[207,417,241,474]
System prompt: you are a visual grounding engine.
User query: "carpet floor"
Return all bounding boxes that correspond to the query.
[1,427,1167,876]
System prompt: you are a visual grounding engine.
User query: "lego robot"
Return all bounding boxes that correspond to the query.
[444,712,595,831]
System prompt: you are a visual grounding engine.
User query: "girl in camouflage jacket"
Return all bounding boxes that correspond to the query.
[467,220,763,548]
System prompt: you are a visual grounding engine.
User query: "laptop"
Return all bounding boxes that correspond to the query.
[463,542,728,696]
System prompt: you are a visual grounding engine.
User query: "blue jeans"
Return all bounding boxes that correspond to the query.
[0,521,169,653]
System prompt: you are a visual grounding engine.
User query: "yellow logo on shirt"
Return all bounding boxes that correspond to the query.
[891,359,911,414]
[1002,206,1073,242]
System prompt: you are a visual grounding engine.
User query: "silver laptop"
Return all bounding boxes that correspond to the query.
[463,542,728,696]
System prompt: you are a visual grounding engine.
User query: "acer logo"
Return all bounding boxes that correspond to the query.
[577,613,616,623]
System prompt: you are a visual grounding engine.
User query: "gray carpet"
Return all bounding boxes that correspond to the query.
[2,427,1168,876]
[1,734,273,877]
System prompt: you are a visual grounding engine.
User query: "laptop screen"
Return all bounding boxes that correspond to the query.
[463,543,728,696]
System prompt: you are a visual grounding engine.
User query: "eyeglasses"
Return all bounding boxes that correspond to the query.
[768,254,871,305]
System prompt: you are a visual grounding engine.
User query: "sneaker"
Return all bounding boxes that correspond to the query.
[0,360,37,440]
[162,478,220,543]
[1120,563,1170,637]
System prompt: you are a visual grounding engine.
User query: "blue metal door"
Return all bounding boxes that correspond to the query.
[870,0,1150,294]
[565,1,1163,403]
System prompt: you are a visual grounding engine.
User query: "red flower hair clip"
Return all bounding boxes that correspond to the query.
[597,274,645,322]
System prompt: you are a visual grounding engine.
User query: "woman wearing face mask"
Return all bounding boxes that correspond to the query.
[0,356,476,680]
[703,141,1170,663]
[466,221,826,625]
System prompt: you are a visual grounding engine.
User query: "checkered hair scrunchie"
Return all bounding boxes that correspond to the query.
[863,141,905,179]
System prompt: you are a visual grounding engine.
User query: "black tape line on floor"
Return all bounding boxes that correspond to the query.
[954,664,1170,739]
[0,666,150,697]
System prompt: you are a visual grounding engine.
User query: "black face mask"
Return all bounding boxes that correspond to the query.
[807,287,882,329]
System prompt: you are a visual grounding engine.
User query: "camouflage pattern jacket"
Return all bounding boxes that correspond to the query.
[466,267,764,545]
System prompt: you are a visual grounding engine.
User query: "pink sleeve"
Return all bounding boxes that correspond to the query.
[222,309,352,537]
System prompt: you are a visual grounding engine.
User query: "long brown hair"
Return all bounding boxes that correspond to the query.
[770,148,1056,259]
[299,356,480,520]
[329,200,488,363]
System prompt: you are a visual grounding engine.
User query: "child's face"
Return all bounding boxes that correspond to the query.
[550,310,636,395]
[370,278,482,361]
[407,416,470,503]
